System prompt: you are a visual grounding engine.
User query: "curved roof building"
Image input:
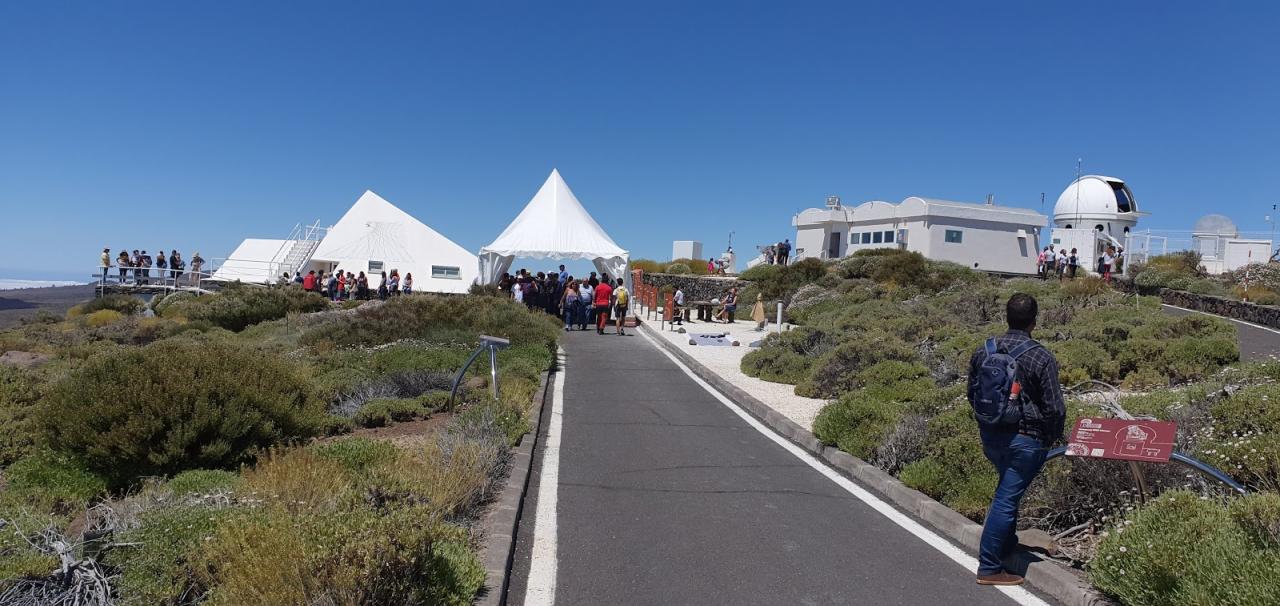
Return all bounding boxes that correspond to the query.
[1053,175,1140,230]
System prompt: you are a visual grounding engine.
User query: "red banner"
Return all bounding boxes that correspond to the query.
[1066,418,1177,463]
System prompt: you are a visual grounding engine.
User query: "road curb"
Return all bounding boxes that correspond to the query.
[637,320,1109,606]
[476,351,556,606]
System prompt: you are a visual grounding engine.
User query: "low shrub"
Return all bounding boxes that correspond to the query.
[39,339,326,488]
[167,469,240,496]
[740,257,828,302]
[302,295,560,353]
[740,327,834,385]
[1,450,107,514]
[242,448,355,514]
[898,405,996,520]
[354,397,425,428]
[801,337,919,399]
[1090,491,1280,605]
[665,262,691,275]
[83,309,125,328]
[812,393,903,460]
[163,283,328,331]
[425,539,487,605]
[67,294,144,318]
[1238,285,1280,306]
[0,366,43,466]
[311,437,399,474]
[629,259,662,274]
[106,504,238,605]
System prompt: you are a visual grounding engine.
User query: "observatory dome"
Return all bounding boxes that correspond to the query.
[1192,214,1238,237]
[1053,175,1139,226]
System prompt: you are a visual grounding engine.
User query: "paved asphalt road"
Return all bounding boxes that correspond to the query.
[1162,304,1280,362]
[507,329,1050,606]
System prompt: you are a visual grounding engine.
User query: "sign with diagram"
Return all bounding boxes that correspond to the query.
[1065,418,1177,463]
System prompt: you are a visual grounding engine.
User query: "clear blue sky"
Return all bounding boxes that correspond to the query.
[2,1,1277,280]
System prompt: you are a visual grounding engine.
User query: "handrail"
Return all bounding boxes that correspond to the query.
[449,335,511,409]
[1044,446,1247,496]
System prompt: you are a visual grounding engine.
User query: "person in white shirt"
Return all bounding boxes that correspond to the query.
[1101,246,1116,284]
[1055,249,1068,280]
[673,287,686,325]
[513,282,524,303]
[578,281,593,330]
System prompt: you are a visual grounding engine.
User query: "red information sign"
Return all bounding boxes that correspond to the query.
[663,293,674,321]
[1066,418,1177,463]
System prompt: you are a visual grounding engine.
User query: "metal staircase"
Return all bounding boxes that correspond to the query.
[272,221,327,278]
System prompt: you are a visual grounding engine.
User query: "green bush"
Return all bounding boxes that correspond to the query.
[0,366,43,466]
[311,437,399,474]
[168,469,240,496]
[802,337,919,399]
[164,283,328,331]
[39,339,326,488]
[812,393,903,459]
[1199,383,1280,490]
[1090,491,1280,605]
[665,262,691,275]
[302,295,560,353]
[629,258,662,274]
[106,505,238,605]
[740,327,834,385]
[898,406,996,520]
[67,294,144,318]
[353,398,425,428]
[425,539,487,605]
[1,450,107,514]
[83,309,126,328]
[740,257,828,301]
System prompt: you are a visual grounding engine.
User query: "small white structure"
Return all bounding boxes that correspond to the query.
[1192,214,1272,274]
[793,196,1046,274]
[673,240,703,262]
[479,169,629,285]
[213,190,478,293]
[1048,175,1142,273]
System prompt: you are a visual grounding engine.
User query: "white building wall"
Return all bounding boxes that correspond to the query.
[923,219,1037,274]
[795,224,831,260]
[673,240,702,261]
[1223,240,1272,273]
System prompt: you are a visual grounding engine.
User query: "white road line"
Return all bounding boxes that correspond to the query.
[524,347,566,606]
[637,329,1049,606]
[1162,303,1280,336]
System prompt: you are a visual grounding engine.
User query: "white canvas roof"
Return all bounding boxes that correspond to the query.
[478,170,629,284]
[310,190,478,293]
[211,238,292,283]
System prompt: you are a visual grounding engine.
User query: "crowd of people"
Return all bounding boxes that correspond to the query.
[99,248,205,286]
[1036,244,1122,283]
[282,268,414,301]
[762,239,792,266]
[497,265,630,335]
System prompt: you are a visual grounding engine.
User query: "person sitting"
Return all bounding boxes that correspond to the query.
[714,287,739,323]
[402,273,413,294]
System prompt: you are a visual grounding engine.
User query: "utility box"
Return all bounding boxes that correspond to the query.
[673,240,703,261]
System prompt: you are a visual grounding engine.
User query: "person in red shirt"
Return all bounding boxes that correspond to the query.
[302,270,316,292]
[593,279,613,335]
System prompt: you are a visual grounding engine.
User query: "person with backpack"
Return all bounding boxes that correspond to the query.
[966,293,1065,587]
[612,278,630,335]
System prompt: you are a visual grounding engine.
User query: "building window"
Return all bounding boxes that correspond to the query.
[872,231,883,244]
[432,265,461,279]
[369,260,384,273]
[1111,182,1134,213]
[883,230,894,243]
[849,232,858,245]
[944,230,963,244]
[861,233,872,244]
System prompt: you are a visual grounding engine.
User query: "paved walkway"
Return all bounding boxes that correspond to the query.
[509,329,1051,605]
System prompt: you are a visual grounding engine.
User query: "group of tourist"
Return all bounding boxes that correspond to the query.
[286,268,413,301]
[762,239,792,266]
[100,248,205,286]
[1037,244,1122,283]
[497,265,630,335]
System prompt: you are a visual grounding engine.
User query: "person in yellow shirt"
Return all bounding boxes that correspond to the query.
[612,278,630,336]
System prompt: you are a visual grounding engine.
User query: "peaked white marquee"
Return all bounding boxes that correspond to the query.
[310,190,478,293]
[479,169,629,284]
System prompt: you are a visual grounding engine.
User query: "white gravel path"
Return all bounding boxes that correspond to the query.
[635,304,829,430]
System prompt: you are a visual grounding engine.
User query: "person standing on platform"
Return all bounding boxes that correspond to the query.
[100,248,111,283]
[116,250,130,283]
[593,277,613,335]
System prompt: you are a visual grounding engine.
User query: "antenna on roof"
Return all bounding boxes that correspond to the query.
[1074,158,1083,219]
[986,194,994,206]
[826,195,841,209]
[1040,192,1045,210]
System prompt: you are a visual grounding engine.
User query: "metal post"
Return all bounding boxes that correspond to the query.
[488,343,500,401]
[776,301,783,333]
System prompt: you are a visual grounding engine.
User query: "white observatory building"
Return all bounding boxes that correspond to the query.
[1048,175,1142,273]
[1191,214,1272,274]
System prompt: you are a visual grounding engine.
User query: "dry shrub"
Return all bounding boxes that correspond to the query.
[369,437,504,519]
[241,448,355,515]
[82,309,125,328]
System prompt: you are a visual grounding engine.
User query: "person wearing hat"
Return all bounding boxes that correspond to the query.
[100,248,111,283]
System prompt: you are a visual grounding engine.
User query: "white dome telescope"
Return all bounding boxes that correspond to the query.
[1053,175,1140,231]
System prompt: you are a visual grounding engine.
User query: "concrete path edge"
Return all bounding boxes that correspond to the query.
[637,320,1111,606]
[476,351,556,606]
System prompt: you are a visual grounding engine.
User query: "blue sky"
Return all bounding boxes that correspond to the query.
[2,1,1277,280]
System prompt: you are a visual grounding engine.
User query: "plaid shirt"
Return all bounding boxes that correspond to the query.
[967,329,1066,444]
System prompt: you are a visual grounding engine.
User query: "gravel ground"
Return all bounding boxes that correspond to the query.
[638,306,829,430]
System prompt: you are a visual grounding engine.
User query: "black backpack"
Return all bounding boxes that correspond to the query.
[970,338,1041,430]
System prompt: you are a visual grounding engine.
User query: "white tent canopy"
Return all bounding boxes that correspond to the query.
[479,169,629,285]
[310,190,478,294]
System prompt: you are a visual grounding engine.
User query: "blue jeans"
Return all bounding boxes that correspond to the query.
[564,300,579,328]
[978,431,1047,575]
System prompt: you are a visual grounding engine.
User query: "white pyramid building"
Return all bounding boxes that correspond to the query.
[308,190,478,293]
[479,169,629,284]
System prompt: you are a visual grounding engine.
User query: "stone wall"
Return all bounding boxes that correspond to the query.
[640,273,748,303]
[1159,289,1280,329]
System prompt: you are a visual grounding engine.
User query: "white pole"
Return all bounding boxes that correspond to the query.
[776,301,783,334]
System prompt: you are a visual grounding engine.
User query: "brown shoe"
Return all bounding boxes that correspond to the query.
[976,572,1024,586]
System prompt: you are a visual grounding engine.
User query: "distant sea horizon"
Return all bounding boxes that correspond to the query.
[0,278,87,291]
